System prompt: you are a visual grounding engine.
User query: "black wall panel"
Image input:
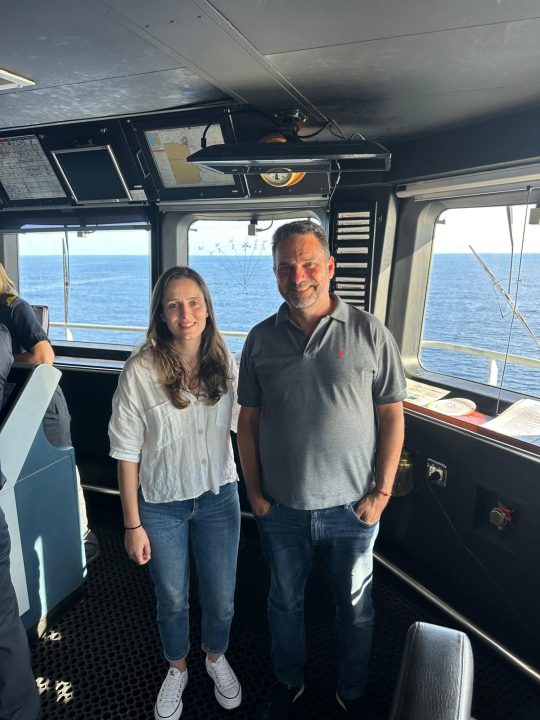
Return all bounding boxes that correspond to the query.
[379,411,540,667]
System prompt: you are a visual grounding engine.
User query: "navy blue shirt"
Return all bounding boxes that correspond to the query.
[0,325,13,489]
[0,294,48,355]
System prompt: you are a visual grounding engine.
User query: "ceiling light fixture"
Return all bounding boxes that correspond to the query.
[0,68,35,91]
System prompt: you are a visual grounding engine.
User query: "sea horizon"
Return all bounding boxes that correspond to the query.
[18,253,540,397]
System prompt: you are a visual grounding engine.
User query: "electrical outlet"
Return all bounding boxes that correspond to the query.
[427,459,447,487]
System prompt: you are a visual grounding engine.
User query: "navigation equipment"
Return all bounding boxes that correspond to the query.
[51,146,131,203]
[0,135,66,202]
[132,115,245,201]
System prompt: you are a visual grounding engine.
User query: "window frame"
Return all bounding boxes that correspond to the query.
[388,190,540,415]
[1,210,156,362]
[181,209,326,353]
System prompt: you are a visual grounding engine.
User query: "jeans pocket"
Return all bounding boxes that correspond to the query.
[347,503,378,528]
[254,501,278,521]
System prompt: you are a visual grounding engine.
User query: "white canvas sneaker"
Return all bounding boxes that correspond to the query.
[154,667,188,720]
[205,655,242,709]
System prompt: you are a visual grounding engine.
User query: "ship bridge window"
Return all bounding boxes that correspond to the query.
[188,217,317,352]
[421,205,540,399]
[18,226,151,348]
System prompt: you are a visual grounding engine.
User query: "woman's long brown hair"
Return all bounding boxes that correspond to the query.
[139,266,229,408]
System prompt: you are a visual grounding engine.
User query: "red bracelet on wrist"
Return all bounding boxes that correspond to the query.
[373,489,392,497]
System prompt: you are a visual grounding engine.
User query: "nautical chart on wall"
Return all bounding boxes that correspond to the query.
[145,125,234,189]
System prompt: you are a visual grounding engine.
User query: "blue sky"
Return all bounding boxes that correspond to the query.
[19,229,149,255]
[434,205,540,253]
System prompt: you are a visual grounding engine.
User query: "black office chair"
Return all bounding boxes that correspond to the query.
[389,621,475,720]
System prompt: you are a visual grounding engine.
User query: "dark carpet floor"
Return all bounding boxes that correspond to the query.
[30,494,540,719]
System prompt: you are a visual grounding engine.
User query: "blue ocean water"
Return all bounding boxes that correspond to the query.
[423,254,540,397]
[18,253,540,397]
[18,255,283,351]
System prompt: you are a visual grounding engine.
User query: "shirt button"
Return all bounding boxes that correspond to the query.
[197,428,203,435]
[194,400,200,406]
[201,458,207,465]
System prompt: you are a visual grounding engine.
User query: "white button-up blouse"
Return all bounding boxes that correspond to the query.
[108,348,239,503]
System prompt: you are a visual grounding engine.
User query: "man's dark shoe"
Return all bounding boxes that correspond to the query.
[336,691,363,714]
[257,682,304,720]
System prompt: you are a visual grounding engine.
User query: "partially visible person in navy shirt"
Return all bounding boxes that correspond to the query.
[0,262,98,562]
[0,324,41,720]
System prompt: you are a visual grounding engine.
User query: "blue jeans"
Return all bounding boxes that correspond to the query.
[255,500,379,700]
[139,481,240,661]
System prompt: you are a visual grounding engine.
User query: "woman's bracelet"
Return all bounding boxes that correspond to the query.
[373,489,392,498]
[124,523,142,530]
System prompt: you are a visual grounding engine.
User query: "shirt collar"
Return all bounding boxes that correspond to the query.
[328,294,349,322]
[275,293,348,326]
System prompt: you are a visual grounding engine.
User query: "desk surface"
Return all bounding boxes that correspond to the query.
[404,400,540,457]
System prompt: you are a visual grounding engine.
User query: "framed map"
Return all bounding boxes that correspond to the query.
[144,125,234,189]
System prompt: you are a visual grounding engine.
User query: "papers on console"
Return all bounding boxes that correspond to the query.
[483,399,540,445]
[406,379,450,406]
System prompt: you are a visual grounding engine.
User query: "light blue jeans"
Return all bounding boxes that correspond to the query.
[256,499,379,700]
[139,481,240,661]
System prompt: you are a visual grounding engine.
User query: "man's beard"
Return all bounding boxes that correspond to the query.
[282,282,320,309]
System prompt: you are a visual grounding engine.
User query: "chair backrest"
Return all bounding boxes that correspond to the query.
[31,304,50,335]
[389,621,474,720]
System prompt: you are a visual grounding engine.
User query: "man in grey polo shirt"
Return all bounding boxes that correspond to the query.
[237,220,406,719]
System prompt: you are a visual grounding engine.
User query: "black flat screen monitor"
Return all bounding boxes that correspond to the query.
[51,146,131,203]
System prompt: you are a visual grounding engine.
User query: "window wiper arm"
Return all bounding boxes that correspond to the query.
[469,245,540,351]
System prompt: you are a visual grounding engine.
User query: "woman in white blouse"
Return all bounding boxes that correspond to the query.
[109,266,241,720]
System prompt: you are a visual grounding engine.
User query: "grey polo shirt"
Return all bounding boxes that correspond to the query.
[238,295,407,510]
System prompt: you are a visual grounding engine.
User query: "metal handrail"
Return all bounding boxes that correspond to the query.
[421,339,540,386]
[48,323,540,367]
[50,320,249,339]
[421,340,540,370]
[50,321,146,333]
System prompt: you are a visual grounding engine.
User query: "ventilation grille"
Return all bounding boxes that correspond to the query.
[331,205,376,311]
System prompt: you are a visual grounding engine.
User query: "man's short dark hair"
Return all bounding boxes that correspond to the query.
[271,220,330,259]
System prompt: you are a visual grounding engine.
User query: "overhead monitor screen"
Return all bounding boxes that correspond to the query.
[51,146,131,203]
[0,135,66,201]
[144,124,234,189]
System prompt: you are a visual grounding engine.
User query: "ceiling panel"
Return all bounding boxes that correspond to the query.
[210,0,540,54]
[322,85,540,141]
[0,0,231,128]
[1,1,181,85]
[269,19,540,140]
[98,0,325,116]
[0,69,225,129]
[2,0,540,142]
